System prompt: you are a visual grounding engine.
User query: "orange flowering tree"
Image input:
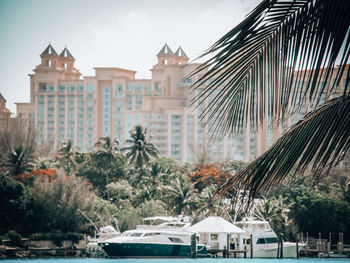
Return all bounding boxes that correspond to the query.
[13,168,57,183]
[190,164,229,192]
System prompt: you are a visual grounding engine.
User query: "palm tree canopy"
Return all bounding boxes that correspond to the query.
[92,136,120,166]
[122,125,158,168]
[6,145,35,176]
[56,140,77,175]
[190,0,350,199]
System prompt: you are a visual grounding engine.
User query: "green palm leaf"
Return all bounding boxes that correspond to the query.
[217,95,350,199]
[190,0,350,200]
[122,125,159,169]
[191,0,350,135]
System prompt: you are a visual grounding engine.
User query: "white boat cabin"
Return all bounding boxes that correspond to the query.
[188,216,245,251]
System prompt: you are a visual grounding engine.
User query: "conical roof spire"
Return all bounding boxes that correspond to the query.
[60,47,74,59]
[0,92,5,101]
[157,43,173,55]
[175,46,188,58]
[41,44,58,56]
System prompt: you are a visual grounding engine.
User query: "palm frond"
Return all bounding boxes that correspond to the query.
[216,95,350,199]
[191,0,350,135]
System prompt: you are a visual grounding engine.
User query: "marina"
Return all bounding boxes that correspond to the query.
[1,258,350,263]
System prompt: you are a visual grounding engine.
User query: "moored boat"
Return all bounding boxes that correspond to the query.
[99,229,207,258]
[236,217,305,258]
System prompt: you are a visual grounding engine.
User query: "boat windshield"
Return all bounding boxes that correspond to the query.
[257,237,278,244]
[121,232,143,237]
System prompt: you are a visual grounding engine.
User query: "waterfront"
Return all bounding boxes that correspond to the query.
[2,259,350,263]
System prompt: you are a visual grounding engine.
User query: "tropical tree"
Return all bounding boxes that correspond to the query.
[92,136,120,165]
[92,136,123,188]
[163,173,199,215]
[5,145,35,176]
[191,0,350,201]
[0,118,37,174]
[31,170,97,233]
[56,140,77,175]
[123,125,158,169]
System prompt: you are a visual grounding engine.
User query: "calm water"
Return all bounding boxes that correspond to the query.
[2,259,350,263]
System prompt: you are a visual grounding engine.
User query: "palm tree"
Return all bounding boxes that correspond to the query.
[92,136,122,188]
[191,0,350,201]
[5,145,35,176]
[163,173,199,215]
[139,162,171,200]
[122,125,158,169]
[92,136,120,166]
[56,140,77,175]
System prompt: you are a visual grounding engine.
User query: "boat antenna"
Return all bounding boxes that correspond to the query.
[77,209,99,232]
[93,211,107,226]
[113,218,121,233]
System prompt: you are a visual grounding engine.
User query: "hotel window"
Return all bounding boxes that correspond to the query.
[145,84,151,92]
[39,83,47,92]
[136,95,143,108]
[49,85,54,92]
[87,94,93,99]
[136,84,143,92]
[116,84,123,92]
[87,84,94,93]
[103,87,110,136]
[59,85,66,92]
[116,94,123,99]
[79,85,84,92]
[126,84,133,92]
[154,82,161,91]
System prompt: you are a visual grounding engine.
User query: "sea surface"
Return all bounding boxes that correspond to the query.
[2,259,350,263]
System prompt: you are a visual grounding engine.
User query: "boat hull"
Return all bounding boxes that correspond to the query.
[253,242,305,258]
[99,242,207,258]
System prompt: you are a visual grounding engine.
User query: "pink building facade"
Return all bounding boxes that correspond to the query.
[15,44,349,167]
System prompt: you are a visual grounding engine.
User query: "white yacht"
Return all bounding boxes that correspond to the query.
[87,225,120,252]
[99,229,207,258]
[236,217,305,258]
[136,216,191,230]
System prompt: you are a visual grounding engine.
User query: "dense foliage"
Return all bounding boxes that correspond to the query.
[0,122,349,244]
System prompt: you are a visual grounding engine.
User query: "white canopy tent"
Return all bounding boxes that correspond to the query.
[188,216,245,251]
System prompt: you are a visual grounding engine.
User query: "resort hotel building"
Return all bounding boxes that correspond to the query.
[15,44,349,165]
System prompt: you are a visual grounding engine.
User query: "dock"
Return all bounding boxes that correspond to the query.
[208,249,247,258]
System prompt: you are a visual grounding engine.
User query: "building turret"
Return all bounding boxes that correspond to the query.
[157,43,176,65]
[58,47,81,80]
[40,44,59,68]
[156,44,189,66]
[174,46,189,65]
[59,47,75,70]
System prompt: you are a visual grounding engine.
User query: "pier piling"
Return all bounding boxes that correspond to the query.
[250,234,253,258]
[280,233,284,259]
[191,234,197,258]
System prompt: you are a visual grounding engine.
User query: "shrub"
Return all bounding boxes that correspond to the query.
[8,230,23,247]
[29,232,83,245]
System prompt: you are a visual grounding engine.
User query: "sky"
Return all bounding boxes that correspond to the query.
[0,0,260,114]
